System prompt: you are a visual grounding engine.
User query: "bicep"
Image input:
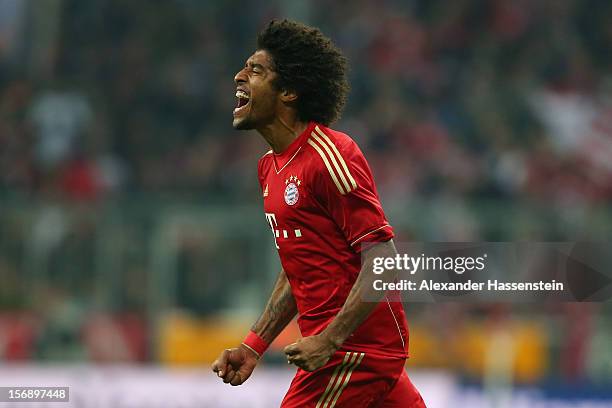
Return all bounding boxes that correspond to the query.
[361,239,397,266]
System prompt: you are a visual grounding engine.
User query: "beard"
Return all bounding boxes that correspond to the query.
[232,99,274,130]
[233,115,255,130]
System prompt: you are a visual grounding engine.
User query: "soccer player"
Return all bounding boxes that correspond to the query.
[212,20,426,408]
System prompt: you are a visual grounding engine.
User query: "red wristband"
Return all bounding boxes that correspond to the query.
[242,331,269,358]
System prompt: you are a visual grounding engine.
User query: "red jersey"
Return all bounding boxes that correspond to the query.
[258,122,408,359]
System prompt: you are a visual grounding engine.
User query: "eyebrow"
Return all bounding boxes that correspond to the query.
[246,61,266,70]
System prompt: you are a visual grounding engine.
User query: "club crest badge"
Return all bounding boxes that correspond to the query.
[284,175,301,206]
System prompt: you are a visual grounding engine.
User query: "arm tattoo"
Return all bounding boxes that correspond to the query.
[251,269,297,344]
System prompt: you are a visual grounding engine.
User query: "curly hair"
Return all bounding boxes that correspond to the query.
[257,19,349,126]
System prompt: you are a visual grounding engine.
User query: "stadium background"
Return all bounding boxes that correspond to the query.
[0,0,611,406]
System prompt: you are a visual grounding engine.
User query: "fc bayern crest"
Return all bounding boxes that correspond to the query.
[284,182,299,206]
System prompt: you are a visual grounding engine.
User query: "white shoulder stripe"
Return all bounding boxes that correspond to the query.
[314,126,358,190]
[307,139,346,195]
[310,132,352,193]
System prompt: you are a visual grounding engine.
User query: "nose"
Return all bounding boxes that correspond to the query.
[234,68,247,85]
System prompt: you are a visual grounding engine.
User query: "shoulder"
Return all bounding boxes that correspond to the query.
[303,124,361,195]
[257,149,273,168]
[257,149,274,181]
[259,149,273,160]
[305,124,360,159]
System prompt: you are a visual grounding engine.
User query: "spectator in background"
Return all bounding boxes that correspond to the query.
[28,82,92,169]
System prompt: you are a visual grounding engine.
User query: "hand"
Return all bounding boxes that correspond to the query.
[211,345,259,386]
[284,334,338,372]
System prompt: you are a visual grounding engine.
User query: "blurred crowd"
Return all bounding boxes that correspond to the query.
[1,0,611,206]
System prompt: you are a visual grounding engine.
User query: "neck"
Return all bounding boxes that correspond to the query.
[258,116,308,153]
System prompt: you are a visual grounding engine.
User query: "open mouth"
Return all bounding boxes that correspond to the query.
[234,89,250,115]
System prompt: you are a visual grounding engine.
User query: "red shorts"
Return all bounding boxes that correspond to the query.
[281,351,426,408]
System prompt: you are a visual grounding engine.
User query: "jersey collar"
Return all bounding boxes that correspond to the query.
[273,121,316,173]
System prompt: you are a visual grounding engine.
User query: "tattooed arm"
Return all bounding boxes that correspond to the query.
[250,268,298,344]
[212,269,297,386]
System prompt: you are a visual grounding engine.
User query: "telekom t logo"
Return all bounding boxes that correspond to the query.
[265,212,302,249]
[265,213,279,249]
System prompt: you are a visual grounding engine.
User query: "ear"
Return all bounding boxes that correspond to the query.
[280,88,298,103]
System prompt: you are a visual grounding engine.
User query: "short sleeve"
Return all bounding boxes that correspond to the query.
[310,137,393,252]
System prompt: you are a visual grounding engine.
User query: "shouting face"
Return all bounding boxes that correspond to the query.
[233,50,281,130]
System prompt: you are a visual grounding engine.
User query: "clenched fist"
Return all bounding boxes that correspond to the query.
[211,345,259,386]
[284,334,338,372]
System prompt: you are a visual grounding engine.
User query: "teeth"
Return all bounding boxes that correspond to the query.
[235,90,249,99]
